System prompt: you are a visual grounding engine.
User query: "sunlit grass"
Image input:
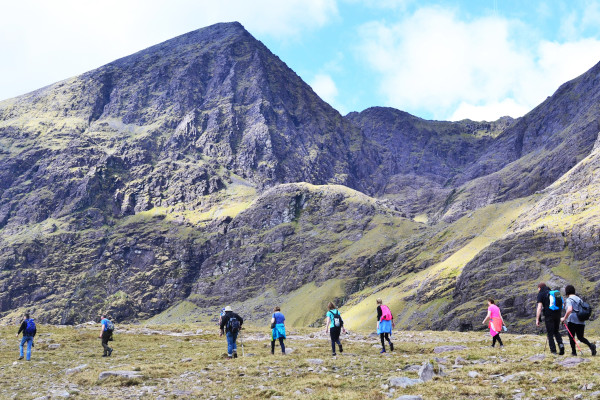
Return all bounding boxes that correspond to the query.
[0,324,597,399]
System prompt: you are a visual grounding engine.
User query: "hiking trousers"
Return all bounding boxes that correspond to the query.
[492,333,503,347]
[226,331,238,356]
[19,336,33,360]
[330,327,342,354]
[544,313,563,353]
[567,322,593,354]
[380,333,393,350]
[101,331,112,356]
[271,337,285,354]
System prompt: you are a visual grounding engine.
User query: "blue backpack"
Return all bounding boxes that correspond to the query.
[549,290,563,311]
[24,319,37,336]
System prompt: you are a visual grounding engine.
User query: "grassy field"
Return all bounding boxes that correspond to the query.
[1,324,599,399]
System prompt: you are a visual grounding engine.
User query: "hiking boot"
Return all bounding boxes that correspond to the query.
[559,346,565,355]
[390,343,394,351]
[380,349,386,354]
[108,348,112,357]
[102,355,108,357]
[18,356,23,360]
[591,343,597,356]
[271,350,274,355]
[571,352,577,356]
[332,353,336,357]
[233,351,238,359]
[338,344,343,353]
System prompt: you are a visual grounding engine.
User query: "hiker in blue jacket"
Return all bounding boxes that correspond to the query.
[99,315,114,357]
[325,302,346,356]
[16,313,36,361]
[271,306,286,355]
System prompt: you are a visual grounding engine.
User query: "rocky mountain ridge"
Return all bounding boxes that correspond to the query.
[1,22,599,332]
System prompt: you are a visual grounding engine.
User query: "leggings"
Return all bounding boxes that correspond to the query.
[330,327,342,354]
[380,333,392,350]
[492,333,503,347]
[567,322,593,354]
[271,337,285,354]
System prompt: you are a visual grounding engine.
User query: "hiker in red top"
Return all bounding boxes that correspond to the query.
[376,298,395,353]
[482,298,504,348]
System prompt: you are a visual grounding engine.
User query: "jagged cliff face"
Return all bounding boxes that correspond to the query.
[1,22,599,331]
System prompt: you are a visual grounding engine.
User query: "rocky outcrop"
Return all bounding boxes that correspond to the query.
[1,21,600,330]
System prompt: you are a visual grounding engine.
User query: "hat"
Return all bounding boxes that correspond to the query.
[224,306,232,312]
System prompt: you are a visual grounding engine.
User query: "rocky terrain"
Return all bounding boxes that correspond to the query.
[1,324,599,400]
[1,21,600,333]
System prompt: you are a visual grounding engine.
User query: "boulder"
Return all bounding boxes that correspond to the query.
[389,377,424,388]
[557,357,590,368]
[433,345,467,353]
[528,354,545,362]
[98,370,144,380]
[65,364,88,375]
[418,362,435,382]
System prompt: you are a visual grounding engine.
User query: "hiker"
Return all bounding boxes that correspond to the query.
[271,306,286,355]
[220,306,243,359]
[536,282,565,355]
[218,307,226,326]
[376,298,394,353]
[16,313,36,361]
[482,298,504,347]
[325,302,346,356]
[561,284,596,356]
[99,315,114,357]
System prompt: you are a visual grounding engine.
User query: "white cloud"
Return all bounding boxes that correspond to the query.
[343,0,413,10]
[0,0,338,100]
[450,99,530,122]
[310,73,346,112]
[356,6,600,121]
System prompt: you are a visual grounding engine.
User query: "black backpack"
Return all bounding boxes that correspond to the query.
[228,316,241,333]
[331,310,344,328]
[577,299,592,321]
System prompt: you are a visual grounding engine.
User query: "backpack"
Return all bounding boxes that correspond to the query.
[24,319,36,336]
[330,310,344,328]
[228,316,241,333]
[576,299,592,321]
[549,290,563,311]
[106,320,114,331]
[380,305,393,321]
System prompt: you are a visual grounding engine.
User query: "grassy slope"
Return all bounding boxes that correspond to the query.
[341,197,538,331]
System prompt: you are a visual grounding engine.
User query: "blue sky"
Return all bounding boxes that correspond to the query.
[1,0,600,121]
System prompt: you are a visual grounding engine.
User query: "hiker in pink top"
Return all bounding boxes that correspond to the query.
[482,298,504,347]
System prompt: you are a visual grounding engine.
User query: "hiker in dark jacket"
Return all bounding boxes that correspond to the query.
[536,282,565,355]
[220,306,244,359]
[16,313,36,361]
[98,315,113,357]
[561,284,596,356]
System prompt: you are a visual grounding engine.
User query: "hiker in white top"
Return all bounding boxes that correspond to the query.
[561,285,596,356]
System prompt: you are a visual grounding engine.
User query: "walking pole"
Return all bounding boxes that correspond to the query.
[240,328,245,357]
[564,323,583,354]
